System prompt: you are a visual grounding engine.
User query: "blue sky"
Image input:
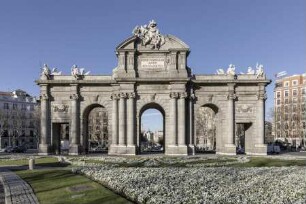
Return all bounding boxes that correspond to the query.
[0,0,305,125]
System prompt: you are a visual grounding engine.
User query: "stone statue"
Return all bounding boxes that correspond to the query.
[41,64,51,79]
[51,68,62,75]
[226,64,236,76]
[71,64,80,79]
[133,20,165,49]
[247,67,255,75]
[71,64,90,79]
[216,69,225,75]
[256,63,264,78]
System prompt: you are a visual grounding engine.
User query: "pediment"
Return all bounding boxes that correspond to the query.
[116,34,189,52]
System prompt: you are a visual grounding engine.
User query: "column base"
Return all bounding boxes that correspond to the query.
[38,144,51,155]
[188,145,196,155]
[108,145,136,155]
[216,144,236,155]
[165,145,188,156]
[69,144,80,155]
[246,144,267,156]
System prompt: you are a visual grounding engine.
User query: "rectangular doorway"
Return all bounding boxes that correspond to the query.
[52,123,69,155]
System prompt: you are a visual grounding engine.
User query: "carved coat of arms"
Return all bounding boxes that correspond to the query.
[133,20,165,49]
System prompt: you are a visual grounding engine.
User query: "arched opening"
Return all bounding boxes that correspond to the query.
[83,105,109,154]
[195,104,218,153]
[139,103,165,154]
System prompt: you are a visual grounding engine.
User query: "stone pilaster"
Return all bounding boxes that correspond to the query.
[188,91,196,155]
[178,92,187,145]
[69,93,80,155]
[252,92,267,155]
[110,93,119,147]
[118,92,127,146]
[126,92,136,154]
[169,92,178,145]
[221,91,237,155]
[39,93,50,155]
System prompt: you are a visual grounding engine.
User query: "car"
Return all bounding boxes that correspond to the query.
[267,144,280,154]
[236,147,245,154]
[11,146,27,153]
[2,146,13,153]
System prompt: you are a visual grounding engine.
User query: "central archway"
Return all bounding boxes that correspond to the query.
[139,103,165,154]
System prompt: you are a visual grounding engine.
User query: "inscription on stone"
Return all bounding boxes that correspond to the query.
[141,58,164,69]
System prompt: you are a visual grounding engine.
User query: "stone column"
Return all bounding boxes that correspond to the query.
[39,93,49,155]
[178,92,187,146]
[188,92,196,155]
[69,93,80,155]
[118,92,127,146]
[169,92,178,145]
[252,91,268,155]
[127,93,135,146]
[111,93,119,146]
[222,91,237,155]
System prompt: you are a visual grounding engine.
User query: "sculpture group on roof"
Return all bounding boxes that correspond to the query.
[40,64,90,80]
[133,20,165,49]
[216,63,265,78]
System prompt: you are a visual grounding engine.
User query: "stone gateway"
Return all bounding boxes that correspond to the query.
[36,21,271,156]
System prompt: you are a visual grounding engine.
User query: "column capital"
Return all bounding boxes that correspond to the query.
[257,92,267,100]
[127,92,136,99]
[179,92,187,99]
[40,93,49,101]
[119,92,127,99]
[170,92,179,99]
[70,93,79,100]
[110,93,119,100]
[227,92,237,100]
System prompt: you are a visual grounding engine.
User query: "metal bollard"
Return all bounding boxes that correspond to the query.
[29,158,35,170]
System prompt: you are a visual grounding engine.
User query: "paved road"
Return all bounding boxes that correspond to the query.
[0,168,39,204]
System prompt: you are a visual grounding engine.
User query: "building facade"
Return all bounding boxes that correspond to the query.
[37,21,270,156]
[274,73,306,147]
[0,89,39,150]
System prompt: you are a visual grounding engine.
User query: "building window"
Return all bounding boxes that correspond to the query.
[276,92,281,98]
[292,89,298,97]
[13,103,18,110]
[292,80,298,86]
[30,105,34,111]
[285,106,289,112]
[21,104,27,110]
[3,103,9,109]
[302,89,306,95]
[285,99,289,104]
[303,122,306,129]
[284,90,289,97]
[293,105,297,112]
[292,98,298,103]
[284,81,289,87]
[277,100,280,105]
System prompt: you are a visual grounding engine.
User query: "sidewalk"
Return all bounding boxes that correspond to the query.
[0,168,39,204]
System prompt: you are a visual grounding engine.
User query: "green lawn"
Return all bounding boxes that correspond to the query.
[0,157,68,167]
[15,169,132,204]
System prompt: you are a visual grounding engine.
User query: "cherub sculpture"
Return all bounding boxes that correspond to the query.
[256,63,264,78]
[41,64,51,79]
[226,64,236,76]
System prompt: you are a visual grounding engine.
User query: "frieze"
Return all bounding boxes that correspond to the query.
[236,104,255,114]
[52,104,69,113]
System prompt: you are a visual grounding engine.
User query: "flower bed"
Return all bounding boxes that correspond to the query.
[76,165,306,204]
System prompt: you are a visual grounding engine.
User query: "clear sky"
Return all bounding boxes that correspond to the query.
[0,0,305,123]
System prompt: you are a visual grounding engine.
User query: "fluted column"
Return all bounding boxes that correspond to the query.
[127,92,136,146]
[170,92,178,145]
[227,92,236,146]
[70,93,80,146]
[178,92,187,145]
[118,92,127,146]
[40,94,49,146]
[111,93,119,145]
[257,92,266,144]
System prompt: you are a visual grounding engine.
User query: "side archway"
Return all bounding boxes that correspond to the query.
[82,104,109,153]
[195,103,219,153]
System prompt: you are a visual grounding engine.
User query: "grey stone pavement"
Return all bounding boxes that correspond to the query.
[0,168,39,204]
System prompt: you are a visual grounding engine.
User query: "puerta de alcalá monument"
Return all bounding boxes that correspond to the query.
[36,20,271,156]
